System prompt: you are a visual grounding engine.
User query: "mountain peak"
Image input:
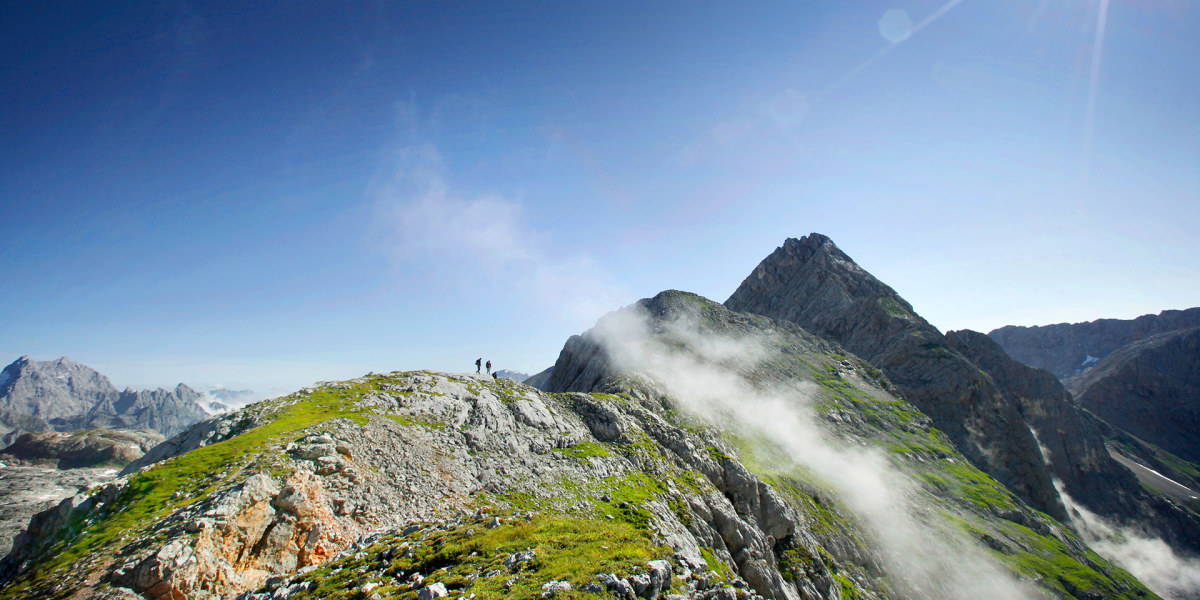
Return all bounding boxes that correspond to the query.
[726,236,1066,520]
[785,232,834,252]
[0,357,214,444]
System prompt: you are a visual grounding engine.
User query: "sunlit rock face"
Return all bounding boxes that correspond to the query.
[724,234,1065,522]
[0,356,213,445]
[0,295,1159,600]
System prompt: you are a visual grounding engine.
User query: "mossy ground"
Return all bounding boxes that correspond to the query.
[289,513,671,600]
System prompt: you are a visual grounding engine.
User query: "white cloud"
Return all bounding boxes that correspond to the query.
[370,143,629,326]
[1057,481,1200,600]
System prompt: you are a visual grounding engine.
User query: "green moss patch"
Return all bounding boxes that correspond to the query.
[291,514,671,600]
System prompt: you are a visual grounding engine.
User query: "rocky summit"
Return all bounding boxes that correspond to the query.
[0,290,1159,600]
[724,235,1065,521]
[0,356,219,445]
[723,236,1200,562]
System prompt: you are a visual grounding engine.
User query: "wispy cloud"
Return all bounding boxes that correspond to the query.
[370,143,629,325]
[1057,481,1200,600]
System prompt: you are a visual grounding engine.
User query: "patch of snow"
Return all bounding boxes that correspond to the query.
[1081,354,1099,366]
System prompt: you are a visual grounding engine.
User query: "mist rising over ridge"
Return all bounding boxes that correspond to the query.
[542,288,1168,598]
[723,234,1200,596]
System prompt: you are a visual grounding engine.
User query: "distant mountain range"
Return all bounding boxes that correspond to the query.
[989,308,1200,380]
[492,369,530,382]
[990,310,1200,486]
[0,356,225,446]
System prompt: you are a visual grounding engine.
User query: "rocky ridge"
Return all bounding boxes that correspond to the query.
[988,308,1200,381]
[723,235,1066,521]
[0,292,1156,600]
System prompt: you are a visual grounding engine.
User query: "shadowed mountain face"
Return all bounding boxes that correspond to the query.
[723,235,1066,521]
[1073,327,1200,465]
[0,356,214,445]
[944,329,1200,552]
[988,308,1200,381]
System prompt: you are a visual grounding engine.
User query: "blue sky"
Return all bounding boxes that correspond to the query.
[2,1,1197,395]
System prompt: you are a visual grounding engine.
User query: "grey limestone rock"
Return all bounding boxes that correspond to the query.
[0,356,215,445]
[417,582,448,599]
[541,580,573,597]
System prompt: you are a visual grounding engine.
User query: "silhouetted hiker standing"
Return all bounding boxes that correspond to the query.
[486,360,492,375]
[475,358,482,374]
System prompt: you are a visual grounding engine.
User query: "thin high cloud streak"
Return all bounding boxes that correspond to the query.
[371,144,629,325]
[1057,481,1200,600]
[591,305,1037,600]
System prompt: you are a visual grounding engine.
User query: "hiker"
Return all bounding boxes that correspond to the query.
[492,371,498,380]
[475,358,482,374]
[486,360,492,375]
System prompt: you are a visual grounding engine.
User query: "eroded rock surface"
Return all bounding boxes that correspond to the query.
[0,465,117,556]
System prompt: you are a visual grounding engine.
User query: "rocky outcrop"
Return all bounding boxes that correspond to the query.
[1072,327,1200,465]
[0,356,214,444]
[724,234,1066,521]
[988,308,1200,380]
[0,429,164,469]
[944,329,1200,552]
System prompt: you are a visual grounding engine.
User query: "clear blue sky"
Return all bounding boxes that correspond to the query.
[2,1,1197,394]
